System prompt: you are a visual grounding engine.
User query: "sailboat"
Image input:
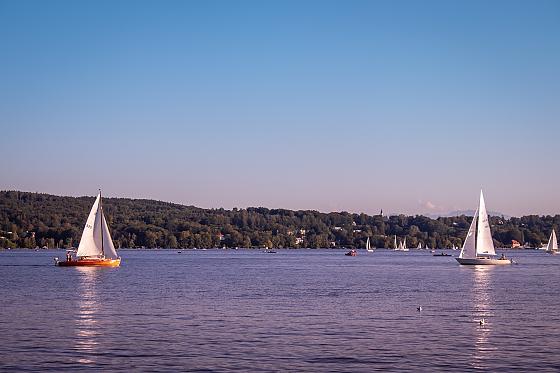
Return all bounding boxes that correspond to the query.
[55,191,121,267]
[395,237,409,252]
[546,229,558,255]
[456,191,511,265]
[365,237,374,252]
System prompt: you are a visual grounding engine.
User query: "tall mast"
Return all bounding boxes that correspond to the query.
[100,189,104,257]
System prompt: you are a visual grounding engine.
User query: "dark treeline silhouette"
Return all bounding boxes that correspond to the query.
[1,191,558,250]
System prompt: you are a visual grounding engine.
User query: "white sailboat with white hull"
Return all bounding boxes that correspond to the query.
[546,229,558,255]
[365,237,374,252]
[456,190,511,265]
[395,237,409,252]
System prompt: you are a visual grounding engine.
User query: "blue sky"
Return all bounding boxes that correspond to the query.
[1,0,559,216]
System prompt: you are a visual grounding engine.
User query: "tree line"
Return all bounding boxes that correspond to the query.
[0,191,558,250]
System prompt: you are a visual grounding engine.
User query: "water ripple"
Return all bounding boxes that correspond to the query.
[1,249,560,371]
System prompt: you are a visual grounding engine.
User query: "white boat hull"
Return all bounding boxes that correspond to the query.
[456,257,512,265]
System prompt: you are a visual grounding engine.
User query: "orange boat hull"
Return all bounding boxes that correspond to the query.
[56,258,121,267]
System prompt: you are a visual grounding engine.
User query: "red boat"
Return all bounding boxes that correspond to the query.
[345,249,357,256]
[56,255,121,267]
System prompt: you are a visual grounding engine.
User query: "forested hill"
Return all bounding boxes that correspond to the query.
[0,191,558,250]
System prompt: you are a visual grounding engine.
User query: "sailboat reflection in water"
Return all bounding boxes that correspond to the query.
[74,267,101,365]
[471,267,496,370]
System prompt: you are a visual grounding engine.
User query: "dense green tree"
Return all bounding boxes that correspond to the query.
[0,191,557,250]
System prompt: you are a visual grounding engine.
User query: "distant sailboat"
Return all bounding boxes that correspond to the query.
[365,237,373,252]
[546,229,558,255]
[395,237,409,252]
[55,191,121,267]
[456,191,511,265]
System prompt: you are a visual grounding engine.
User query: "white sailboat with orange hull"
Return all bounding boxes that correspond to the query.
[456,191,511,265]
[55,191,121,267]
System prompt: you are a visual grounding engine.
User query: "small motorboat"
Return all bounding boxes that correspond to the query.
[345,249,357,256]
[433,252,452,257]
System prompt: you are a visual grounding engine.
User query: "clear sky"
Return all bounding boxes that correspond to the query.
[1,0,558,216]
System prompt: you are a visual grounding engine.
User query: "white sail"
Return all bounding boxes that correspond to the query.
[77,194,103,258]
[394,235,397,250]
[76,192,118,259]
[547,229,558,253]
[366,237,372,251]
[476,190,496,256]
[459,208,478,259]
[403,238,407,250]
[101,213,118,259]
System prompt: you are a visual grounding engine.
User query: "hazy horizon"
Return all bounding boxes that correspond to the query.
[0,188,546,219]
[1,0,559,217]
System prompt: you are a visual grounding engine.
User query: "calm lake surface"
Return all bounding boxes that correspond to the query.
[1,249,559,372]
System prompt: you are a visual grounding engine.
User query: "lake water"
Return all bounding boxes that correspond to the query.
[1,249,559,372]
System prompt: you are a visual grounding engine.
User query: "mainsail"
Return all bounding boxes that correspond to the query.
[476,190,496,256]
[76,193,119,259]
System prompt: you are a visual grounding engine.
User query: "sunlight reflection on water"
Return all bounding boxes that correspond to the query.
[75,267,101,365]
[471,266,497,370]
